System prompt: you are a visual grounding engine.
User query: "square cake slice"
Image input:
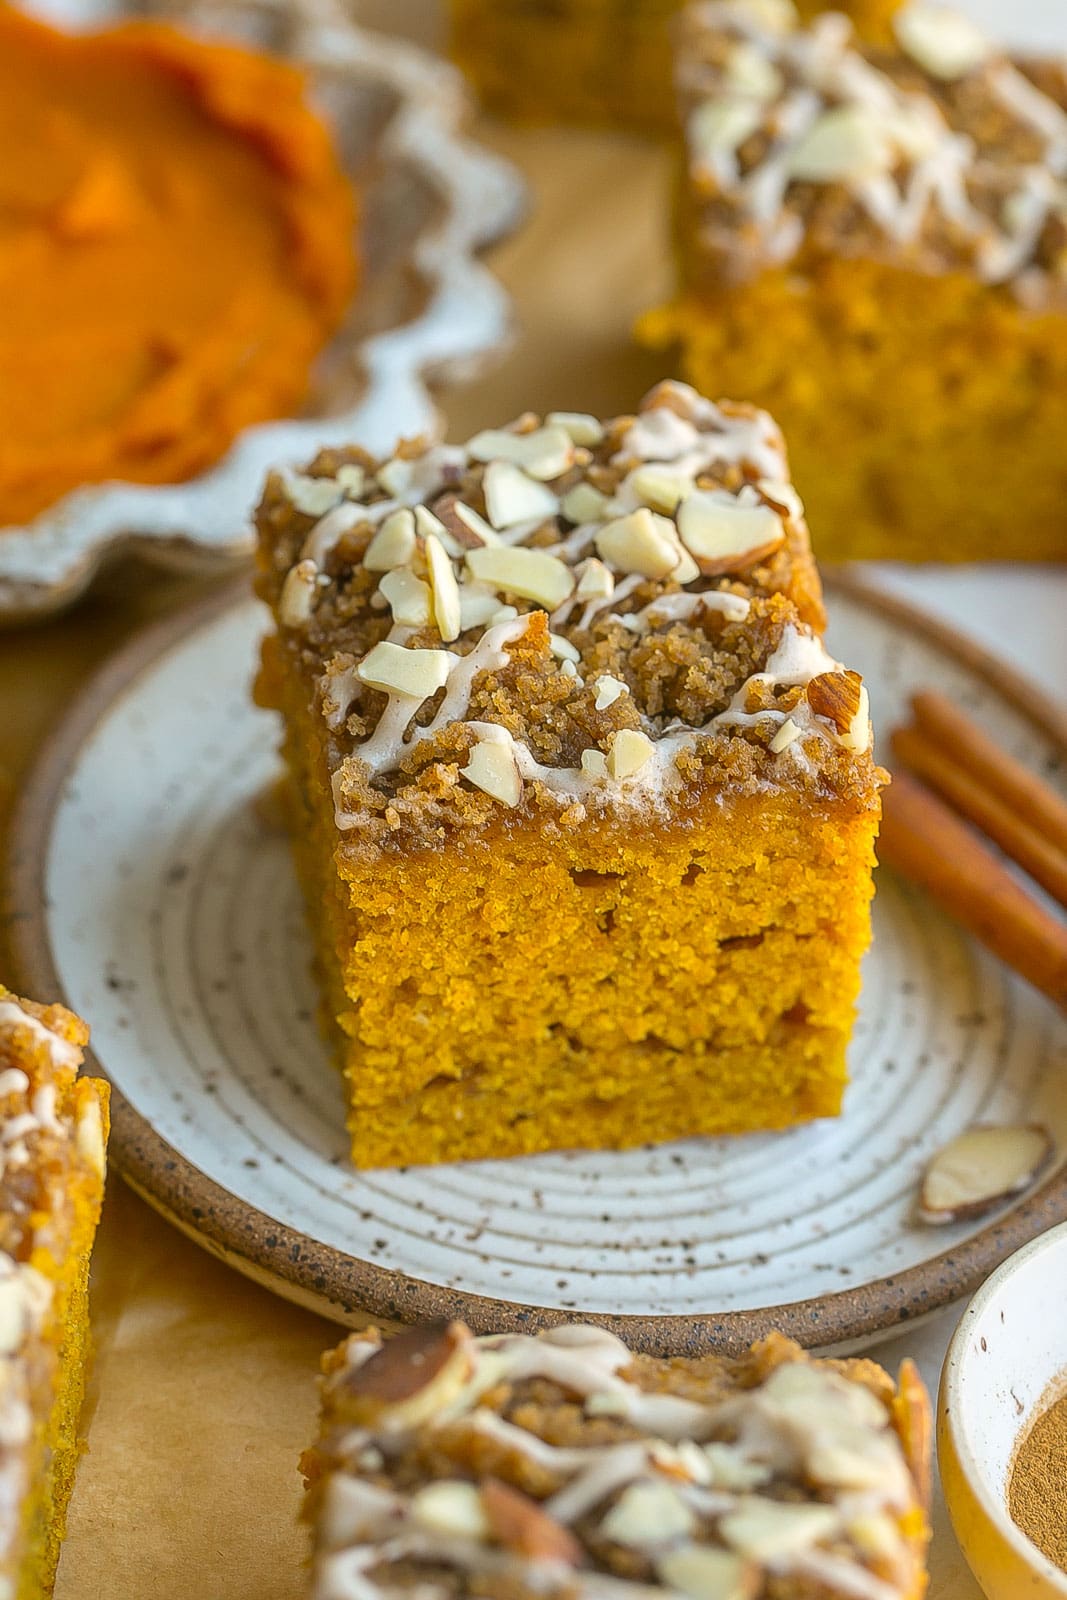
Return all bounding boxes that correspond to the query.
[0,987,109,1600]
[303,1319,932,1599]
[255,379,882,1169]
[643,0,1067,560]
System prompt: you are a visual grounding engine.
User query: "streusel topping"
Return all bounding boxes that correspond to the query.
[678,0,1067,303]
[256,381,877,848]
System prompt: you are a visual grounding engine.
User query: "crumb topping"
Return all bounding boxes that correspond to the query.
[256,380,877,850]
[305,1321,926,1600]
[678,0,1067,303]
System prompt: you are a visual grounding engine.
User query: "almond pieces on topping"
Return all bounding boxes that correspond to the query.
[594,675,628,710]
[279,559,318,628]
[379,567,431,628]
[719,1498,839,1562]
[562,482,611,525]
[895,4,991,81]
[424,533,462,643]
[365,508,417,572]
[461,739,522,808]
[658,1545,760,1600]
[787,105,894,184]
[466,546,574,610]
[357,641,450,701]
[483,460,560,530]
[410,1481,490,1541]
[481,1479,584,1567]
[596,508,691,581]
[677,491,785,574]
[918,1124,1054,1225]
[574,557,614,600]
[334,1321,474,1430]
[608,729,654,781]
[600,1481,696,1547]
[466,425,574,481]
[547,411,604,447]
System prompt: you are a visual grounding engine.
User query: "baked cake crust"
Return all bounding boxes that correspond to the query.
[303,1319,932,1599]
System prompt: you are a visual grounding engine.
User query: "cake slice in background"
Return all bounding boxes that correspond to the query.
[449,0,902,131]
[0,987,109,1600]
[303,1318,932,1599]
[643,0,1067,560]
[255,379,882,1169]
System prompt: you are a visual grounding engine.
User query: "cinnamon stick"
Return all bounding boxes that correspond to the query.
[911,691,1067,855]
[879,772,1067,1013]
[891,724,1067,913]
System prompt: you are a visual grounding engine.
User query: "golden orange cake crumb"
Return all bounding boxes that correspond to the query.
[303,1319,931,1598]
[642,1,1067,560]
[256,379,882,1170]
[0,986,109,1600]
[450,0,901,131]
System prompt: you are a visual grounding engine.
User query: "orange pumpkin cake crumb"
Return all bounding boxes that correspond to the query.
[0,987,109,1600]
[0,5,356,527]
[255,380,882,1170]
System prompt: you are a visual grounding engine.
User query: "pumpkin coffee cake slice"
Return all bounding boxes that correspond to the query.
[0,987,109,1600]
[255,378,883,1169]
[302,1319,932,1598]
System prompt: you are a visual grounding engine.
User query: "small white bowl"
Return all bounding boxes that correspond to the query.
[939,1220,1067,1600]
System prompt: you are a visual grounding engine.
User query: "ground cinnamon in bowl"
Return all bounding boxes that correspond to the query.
[1009,1382,1067,1575]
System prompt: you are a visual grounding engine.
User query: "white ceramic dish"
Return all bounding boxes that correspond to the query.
[939,1219,1067,1600]
[9,572,1067,1355]
[0,0,523,622]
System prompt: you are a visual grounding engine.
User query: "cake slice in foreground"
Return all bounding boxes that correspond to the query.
[255,379,882,1169]
[303,1319,932,1599]
[0,987,109,1599]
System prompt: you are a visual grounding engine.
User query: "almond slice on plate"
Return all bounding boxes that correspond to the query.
[918,1124,1054,1225]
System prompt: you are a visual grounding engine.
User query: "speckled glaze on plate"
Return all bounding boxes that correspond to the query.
[7,572,1067,1355]
[0,0,524,623]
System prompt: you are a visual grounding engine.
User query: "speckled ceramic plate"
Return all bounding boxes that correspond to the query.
[0,0,523,623]
[7,572,1067,1355]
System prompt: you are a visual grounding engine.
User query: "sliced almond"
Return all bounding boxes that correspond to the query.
[483,460,560,530]
[379,568,431,628]
[657,1545,760,1600]
[562,483,611,525]
[466,545,574,610]
[337,1320,474,1430]
[608,729,654,781]
[415,504,464,559]
[279,559,318,628]
[596,508,687,580]
[460,739,522,808]
[769,718,802,753]
[894,4,991,81]
[703,1443,773,1492]
[357,641,450,701]
[600,1481,695,1547]
[425,534,462,643]
[285,472,343,518]
[690,99,765,160]
[376,457,414,497]
[459,583,507,631]
[365,508,418,572]
[725,40,784,101]
[806,671,863,736]
[629,465,693,515]
[436,497,500,549]
[918,1124,1054,1225]
[466,425,574,481]
[481,1478,583,1566]
[379,572,428,627]
[574,558,614,601]
[550,633,581,665]
[594,675,628,711]
[720,1498,839,1562]
[547,411,604,446]
[410,1481,490,1541]
[336,463,366,498]
[581,748,609,781]
[787,106,894,183]
[677,491,785,574]
[757,478,804,520]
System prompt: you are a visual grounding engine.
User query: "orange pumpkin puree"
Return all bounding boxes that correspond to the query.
[0,6,356,527]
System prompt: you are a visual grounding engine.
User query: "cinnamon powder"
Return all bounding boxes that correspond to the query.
[1009,1386,1067,1574]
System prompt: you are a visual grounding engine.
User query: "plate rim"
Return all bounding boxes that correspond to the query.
[6,569,1067,1356]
